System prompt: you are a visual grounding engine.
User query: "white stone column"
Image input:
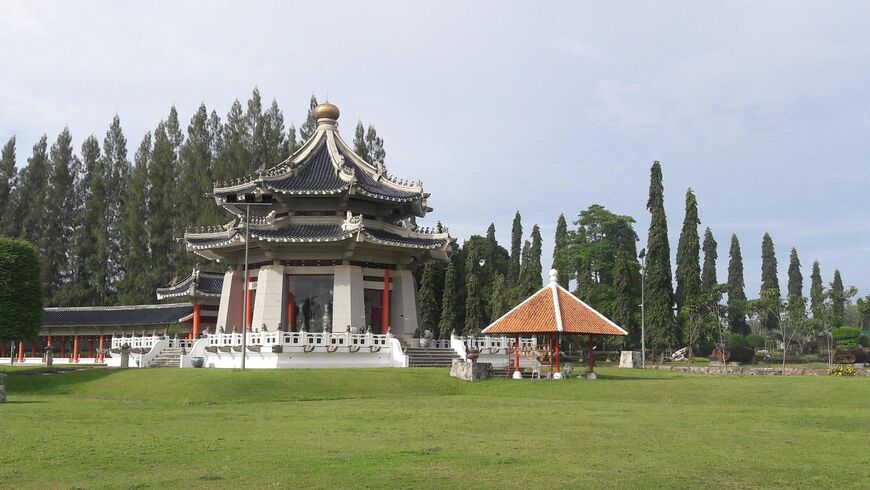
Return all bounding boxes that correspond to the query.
[216,269,245,332]
[390,269,419,339]
[251,265,286,332]
[333,265,365,332]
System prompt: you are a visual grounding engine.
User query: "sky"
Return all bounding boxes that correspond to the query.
[1,1,869,297]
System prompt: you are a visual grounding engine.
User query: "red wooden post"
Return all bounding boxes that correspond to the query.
[0,342,6,357]
[47,335,52,349]
[17,340,24,362]
[88,340,94,359]
[514,334,520,375]
[31,342,37,357]
[381,269,390,334]
[98,335,105,362]
[73,335,80,363]
[548,334,553,379]
[588,335,595,373]
[287,292,296,331]
[246,281,254,331]
[60,337,66,358]
[192,304,201,339]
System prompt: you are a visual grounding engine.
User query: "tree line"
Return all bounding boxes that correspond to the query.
[0,90,385,307]
[421,160,868,361]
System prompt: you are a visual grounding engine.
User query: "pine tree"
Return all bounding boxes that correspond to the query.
[701,227,717,293]
[418,263,440,336]
[464,251,485,334]
[551,213,570,288]
[180,104,221,243]
[365,126,385,167]
[43,128,80,305]
[787,248,803,300]
[488,272,511,320]
[0,137,18,236]
[675,189,701,320]
[438,262,459,337]
[517,226,543,298]
[353,121,367,159]
[148,123,175,291]
[573,226,595,304]
[645,161,676,351]
[217,99,252,182]
[727,234,749,335]
[118,133,153,304]
[18,136,50,246]
[810,261,824,319]
[246,88,266,171]
[299,94,319,142]
[508,211,522,283]
[102,115,129,300]
[759,232,780,331]
[831,269,845,328]
[77,135,106,305]
[612,249,638,346]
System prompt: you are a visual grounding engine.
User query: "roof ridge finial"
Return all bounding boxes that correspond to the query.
[549,268,558,286]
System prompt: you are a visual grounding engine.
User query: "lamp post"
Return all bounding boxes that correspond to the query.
[638,248,646,369]
[224,191,273,370]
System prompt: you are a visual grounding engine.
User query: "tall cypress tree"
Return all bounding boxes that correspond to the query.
[246,88,266,170]
[831,269,845,328]
[365,126,385,168]
[727,234,748,335]
[44,128,79,305]
[645,161,676,350]
[418,263,440,336]
[77,135,106,305]
[438,262,459,337]
[353,121,367,159]
[516,240,533,300]
[119,133,152,304]
[675,189,701,315]
[0,137,18,236]
[488,272,511,320]
[508,211,522,283]
[102,115,129,299]
[148,123,175,291]
[18,136,50,246]
[701,227,717,293]
[759,232,780,331]
[573,226,595,304]
[217,99,252,182]
[299,94,319,142]
[518,225,543,297]
[551,213,570,288]
[787,248,803,301]
[810,261,824,319]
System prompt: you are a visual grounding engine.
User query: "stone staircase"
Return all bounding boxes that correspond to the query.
[406,347,459,368]
[149,347,185,368]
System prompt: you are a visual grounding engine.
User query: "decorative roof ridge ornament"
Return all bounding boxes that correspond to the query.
[549,269,564,332]
[341,211,364,232]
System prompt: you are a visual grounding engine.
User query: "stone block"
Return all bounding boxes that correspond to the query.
[619,350,642,368]
[450,361,493,382]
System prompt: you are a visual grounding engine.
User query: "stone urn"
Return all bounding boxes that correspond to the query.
[191,357,205,368]
[466,346,480,363]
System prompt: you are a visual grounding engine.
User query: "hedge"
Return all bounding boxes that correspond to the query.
[0,236,43,342]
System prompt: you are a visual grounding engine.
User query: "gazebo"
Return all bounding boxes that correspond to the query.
[482,269,627,379]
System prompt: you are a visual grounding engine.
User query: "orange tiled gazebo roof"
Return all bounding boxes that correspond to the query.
[482,270,628,336]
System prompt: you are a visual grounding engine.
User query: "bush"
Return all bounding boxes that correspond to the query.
[832,327,861,348]
[829,365,856,377]
[698,340,716,357]
[860,334,870,348]
[0,237,44,342]
[727,334,747,348]
[745,334,765,349]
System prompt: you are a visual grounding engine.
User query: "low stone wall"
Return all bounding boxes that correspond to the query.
[647,365,870,377]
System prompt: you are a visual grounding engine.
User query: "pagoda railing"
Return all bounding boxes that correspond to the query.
[205,331,392,349]
[465,336,536,351]
[110,336,195,350]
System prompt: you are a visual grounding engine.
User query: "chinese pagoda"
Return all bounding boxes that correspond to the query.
[181,102,451,339]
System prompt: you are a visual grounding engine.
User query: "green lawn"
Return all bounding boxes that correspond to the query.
[1,367,868,489]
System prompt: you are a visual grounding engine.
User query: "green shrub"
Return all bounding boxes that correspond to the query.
[860,334,870,348]
[698,340,716,356]
[727,334,747,348]
[832,327,861,348]
[745,334,765,349]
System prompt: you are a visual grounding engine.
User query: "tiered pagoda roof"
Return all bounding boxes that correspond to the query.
[182,102,451,265]
[156,269,225,301]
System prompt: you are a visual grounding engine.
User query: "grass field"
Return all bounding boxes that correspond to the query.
[1,367,868,489]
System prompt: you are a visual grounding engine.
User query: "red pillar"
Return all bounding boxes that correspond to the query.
[287,292,296,331]
[47,335,52,349]
[548,334,553,379]
[588,335,595,373]
[381,269,390,334]
[555,333,561,375]
[246,289,253,331]
[73,335,80,363]
[31,341,37,357]
[98,335,105,362]
[0,342,6,357]
[192,304,201,339]
[88,340,94,359]
[17,340,25,362]
[60,337,66,358]
[514,334,520,373]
